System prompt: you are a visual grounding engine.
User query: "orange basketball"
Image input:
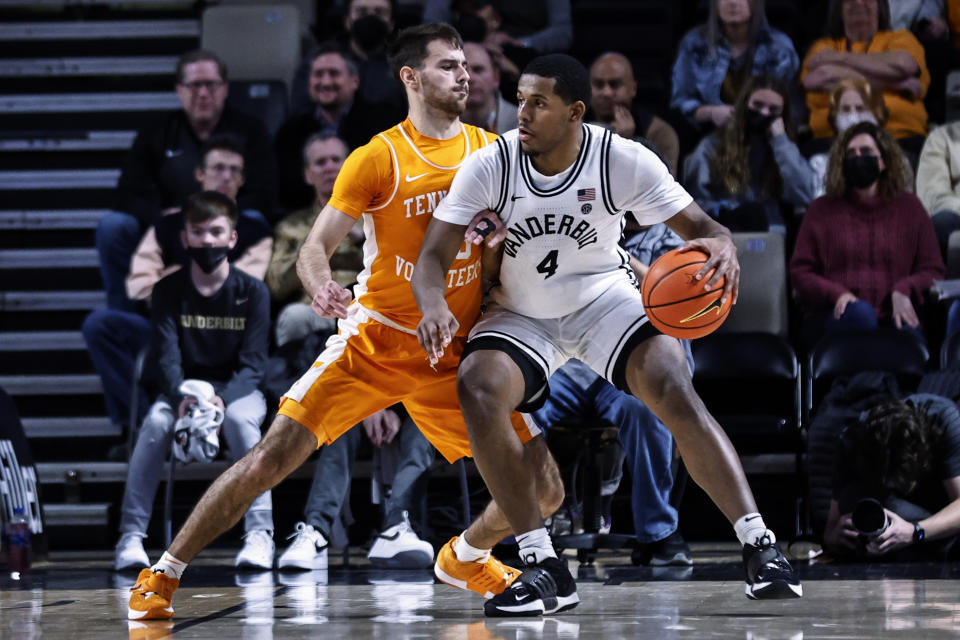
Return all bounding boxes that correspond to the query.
[641,248,731,339]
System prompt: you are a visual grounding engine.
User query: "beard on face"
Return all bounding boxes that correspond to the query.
[422,75,468,116]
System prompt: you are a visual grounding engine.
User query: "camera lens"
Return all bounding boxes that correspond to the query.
[852,498,889,537]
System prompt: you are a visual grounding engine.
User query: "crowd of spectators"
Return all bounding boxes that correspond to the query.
[85,0,960,568]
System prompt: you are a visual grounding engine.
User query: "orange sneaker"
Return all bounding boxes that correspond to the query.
[128,568,179,620]
[434,536,520,598]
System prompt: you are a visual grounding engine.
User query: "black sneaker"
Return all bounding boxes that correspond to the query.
[743,534,803,600]
[646,530,693,566]
[484,557,579,617]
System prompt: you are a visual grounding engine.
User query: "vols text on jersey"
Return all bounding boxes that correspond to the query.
[394,250,481,289]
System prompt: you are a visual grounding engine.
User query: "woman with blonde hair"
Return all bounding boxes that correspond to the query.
[790,121,943,348]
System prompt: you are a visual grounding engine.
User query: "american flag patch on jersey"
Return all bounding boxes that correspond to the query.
[577,188,596,201]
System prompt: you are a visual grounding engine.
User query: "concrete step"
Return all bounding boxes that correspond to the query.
[36,459,321,486]
[23,416,119,438]
[0,56,178,77]
[0,169,119,190]
[0,132,135,152]
[0,290,105,311]
[0,373,102,395]
[0,92,179,114]
[0,330,86,351]
[43,502,110,528]
[0,291,107,311]
[0,247,99,269]
[0,209,108,230]
[0,19,199,41]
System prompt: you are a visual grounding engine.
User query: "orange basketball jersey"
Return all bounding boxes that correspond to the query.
[328,118,496,335]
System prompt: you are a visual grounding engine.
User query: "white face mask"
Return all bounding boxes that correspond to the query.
[835,111,878,133]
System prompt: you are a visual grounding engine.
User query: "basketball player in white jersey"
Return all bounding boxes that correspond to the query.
[413,54,803,616]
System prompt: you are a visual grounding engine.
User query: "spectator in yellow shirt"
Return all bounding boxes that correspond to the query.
[801,0,930,160]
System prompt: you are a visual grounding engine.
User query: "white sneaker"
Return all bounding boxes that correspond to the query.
[235,529,275,569]
[278,522,329,570]
[367,511,434,569]
[114,532,150,571]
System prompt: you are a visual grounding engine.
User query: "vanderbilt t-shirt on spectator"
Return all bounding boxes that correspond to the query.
[150,266,270,405]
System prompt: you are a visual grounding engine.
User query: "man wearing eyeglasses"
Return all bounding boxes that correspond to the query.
[97,49,277,313]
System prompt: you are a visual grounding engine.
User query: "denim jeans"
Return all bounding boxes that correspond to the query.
[82,309,151,428]
[95,211,143,311]
[119,390,272,535]
[533,370,678,543]
[803,300,927,350]
[302,413,435,536]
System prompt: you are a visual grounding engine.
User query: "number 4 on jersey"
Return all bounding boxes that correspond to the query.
[536,250,559,279]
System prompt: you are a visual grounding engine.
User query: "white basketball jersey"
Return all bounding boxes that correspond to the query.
[433,123,692,319]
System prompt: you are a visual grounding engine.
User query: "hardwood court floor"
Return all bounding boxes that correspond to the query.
[2,545,960,639]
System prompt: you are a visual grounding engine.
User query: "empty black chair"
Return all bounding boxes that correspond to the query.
[941,329,960,369]
[692,331,805,536]
[227,80,289,140]
[805,329,930,427]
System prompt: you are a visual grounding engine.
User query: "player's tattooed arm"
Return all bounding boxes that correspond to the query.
[297,204,359,319]
[413,217,467,364]
[665,201,740,305]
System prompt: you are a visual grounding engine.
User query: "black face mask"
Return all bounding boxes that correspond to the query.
[843,155,881,189]
[187,246,230,274]
[744,108,777,135]
[351,15,390,53]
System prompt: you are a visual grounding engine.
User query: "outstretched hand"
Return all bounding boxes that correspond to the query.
[311,280,353,319]
[678,235,740,304]
[465,209,507,248]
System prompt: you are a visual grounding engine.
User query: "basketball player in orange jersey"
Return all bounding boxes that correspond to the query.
[127,23,565,622]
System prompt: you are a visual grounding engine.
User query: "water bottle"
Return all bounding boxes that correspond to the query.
[5,507,30,579]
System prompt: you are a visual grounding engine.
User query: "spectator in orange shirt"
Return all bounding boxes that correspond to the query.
[801,0,930,160]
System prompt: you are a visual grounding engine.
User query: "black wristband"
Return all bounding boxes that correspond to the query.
[913,522,925,544]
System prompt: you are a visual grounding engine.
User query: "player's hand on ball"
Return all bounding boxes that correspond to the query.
[311,280,353,319]
[679,236,740,305]
[417,304,459,366]
[465,209,507,248]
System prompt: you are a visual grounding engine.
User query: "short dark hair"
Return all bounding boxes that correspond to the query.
[183,191,238,229]
[302,132,348,167]
[309,41,359,77]
[198,133,246,169]
[387,22,463,79]
[175,49,228,85]
[522,54,591,107]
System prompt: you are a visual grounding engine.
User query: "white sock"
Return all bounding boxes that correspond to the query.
[151,551,187,580]
[454,533,490,564]
[516,527,556,565]
[734,513,776,547]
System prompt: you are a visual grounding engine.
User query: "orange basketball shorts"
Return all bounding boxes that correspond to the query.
[278,304,539,462]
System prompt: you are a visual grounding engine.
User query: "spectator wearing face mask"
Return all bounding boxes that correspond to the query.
[807,77,899,198]
[682,74,817,233]
[790,121,943,349]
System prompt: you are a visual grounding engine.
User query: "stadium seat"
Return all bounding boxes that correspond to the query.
[227,79,289,140]
[201,4,300,88]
